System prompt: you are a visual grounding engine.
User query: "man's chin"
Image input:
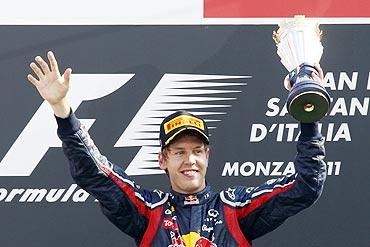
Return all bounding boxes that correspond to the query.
[179,182,205,194]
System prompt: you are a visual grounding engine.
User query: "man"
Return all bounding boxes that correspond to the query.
[27,51,326,246]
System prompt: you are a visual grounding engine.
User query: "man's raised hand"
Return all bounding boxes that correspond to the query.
[27,51,72,118]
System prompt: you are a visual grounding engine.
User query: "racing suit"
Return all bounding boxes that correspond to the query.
[56,112,326,247]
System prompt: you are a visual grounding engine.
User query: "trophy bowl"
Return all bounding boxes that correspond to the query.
[273,15,331,123]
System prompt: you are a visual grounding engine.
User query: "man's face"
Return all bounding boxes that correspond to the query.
[159,133,210,194]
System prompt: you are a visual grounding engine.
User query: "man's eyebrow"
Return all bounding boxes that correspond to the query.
[169,145,205,150]
[168,147,185,151]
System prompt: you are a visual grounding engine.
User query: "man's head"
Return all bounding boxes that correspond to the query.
[158,111,210,194]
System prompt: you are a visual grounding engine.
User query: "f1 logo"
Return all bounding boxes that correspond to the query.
[0,74,134,176]
[0,73,248,176]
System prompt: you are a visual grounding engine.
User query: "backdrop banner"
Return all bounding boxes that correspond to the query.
[0,24,368,246]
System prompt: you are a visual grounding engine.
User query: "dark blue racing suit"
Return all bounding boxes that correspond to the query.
[57,112,326,247]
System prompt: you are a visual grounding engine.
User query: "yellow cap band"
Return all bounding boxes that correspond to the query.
[164,115,204,134]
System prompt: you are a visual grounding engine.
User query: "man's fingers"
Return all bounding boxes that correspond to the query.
[311,72,321,83]
[30,62,44,79]
[27,74,39,86]
[35,56,51,75]
[314,63,324,81]
[47,51,60,74]
[63,68,72,87]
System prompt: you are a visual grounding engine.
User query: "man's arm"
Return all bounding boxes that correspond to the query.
[221,122,326,241]
[247,122,325,239]
[27,52,164,243]
[56,111,157,242]
[221,64,326,241]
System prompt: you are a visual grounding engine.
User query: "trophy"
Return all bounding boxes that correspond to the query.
[273,15,330,123]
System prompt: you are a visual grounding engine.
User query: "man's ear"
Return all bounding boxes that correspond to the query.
[158,151,167,170]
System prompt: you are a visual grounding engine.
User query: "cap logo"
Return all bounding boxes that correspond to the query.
[164,115,204,134]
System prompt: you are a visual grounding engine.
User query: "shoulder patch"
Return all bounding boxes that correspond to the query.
[220,186,251,208]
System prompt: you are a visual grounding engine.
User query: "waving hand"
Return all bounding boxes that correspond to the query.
[27,51,72,118]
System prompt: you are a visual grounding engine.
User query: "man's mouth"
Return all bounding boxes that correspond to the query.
[181,170,198,177]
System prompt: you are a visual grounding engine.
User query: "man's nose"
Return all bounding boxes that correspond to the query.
[185,153,197,165]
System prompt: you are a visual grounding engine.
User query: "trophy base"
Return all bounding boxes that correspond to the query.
[287,80,330,123]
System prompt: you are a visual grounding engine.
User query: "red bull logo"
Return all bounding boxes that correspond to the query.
[180,232,217,247]
[168,235,217,247]
[184,195,200,205]
[194,237,217,247]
